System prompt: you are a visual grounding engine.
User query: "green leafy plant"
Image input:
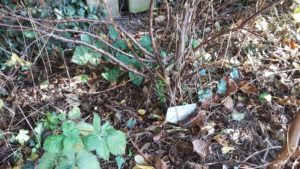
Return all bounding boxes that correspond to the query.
[37,108,126,169]
[155,78,167,103]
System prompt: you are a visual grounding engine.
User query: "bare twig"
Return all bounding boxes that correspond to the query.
[149,0,165,77]
[158,0,171,45]
[175,2,194,69]
[0,23,148,78]
[1,8,156,62]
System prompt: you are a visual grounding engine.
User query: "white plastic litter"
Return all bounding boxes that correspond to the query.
[165,103,197,124]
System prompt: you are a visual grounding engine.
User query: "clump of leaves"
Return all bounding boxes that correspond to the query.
[99,27,146,86]
[37,108,126,169]
[155,78,167,103]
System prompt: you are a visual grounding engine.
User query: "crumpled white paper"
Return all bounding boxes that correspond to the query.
[165,103,197,124]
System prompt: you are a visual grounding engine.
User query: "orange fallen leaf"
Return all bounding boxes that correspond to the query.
[238,80,257,94]
[284,39,298,50]
[213,134,228,146]
[278,96,300,107]
[186,110,206,128]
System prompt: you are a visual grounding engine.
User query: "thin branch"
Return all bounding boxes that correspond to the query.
[175,2,194,69]
[149,0,165,77]
[102,0,153,73]
[1,15,153,63]
[0,23,148,78]
[1,8,155,61]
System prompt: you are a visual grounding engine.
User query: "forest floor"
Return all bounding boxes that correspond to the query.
[0,0,300,169]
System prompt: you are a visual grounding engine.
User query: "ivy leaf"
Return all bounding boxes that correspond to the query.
[44,135,64,153]
[232,110,245,121]
[34,122,44,147]
[129,72,144,86]
[23,30,36,39]
[5,53,31,67]
[73,74,89,83]
[78,8,86,17]
[45,112,60,130]
[16,129,30,145]
[68,107,81,120]
[105,129,126,156]
[217,78,227,94]
[198,88,212,102]
[76,150,101,169]
[38,152,57,169]
[80,34,93,44]
[131,59,142,69]
[62,121,80,137]
[101,67,121,82]
[141,35,152,52]
[126,117,136,129]
[108,25,119,41]
[114,39,128,50]
[292,6,300,22]
[259,92,272,103]
[116,53,132,65]
[72,46,101,66]
[93,113,101,134]
[192,39,200,49]
[72,46,92,65]
[230,68,239,80]
[199,69,206,76]
[96,137,110,160]
[64,5,76,16]
[160,50,167,58]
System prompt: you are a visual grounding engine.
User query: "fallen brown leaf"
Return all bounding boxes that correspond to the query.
[278,96,300,107]
[238,80,257,94]
[224,77,238,95]
[186,110,206,128]
[214,134,228,146]
[222,96,234,111]
[192,139,209,159]
[284,39,298,50]
[154,157,168,169]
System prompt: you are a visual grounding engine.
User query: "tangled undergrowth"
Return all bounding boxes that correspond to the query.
[0,0,300,168]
